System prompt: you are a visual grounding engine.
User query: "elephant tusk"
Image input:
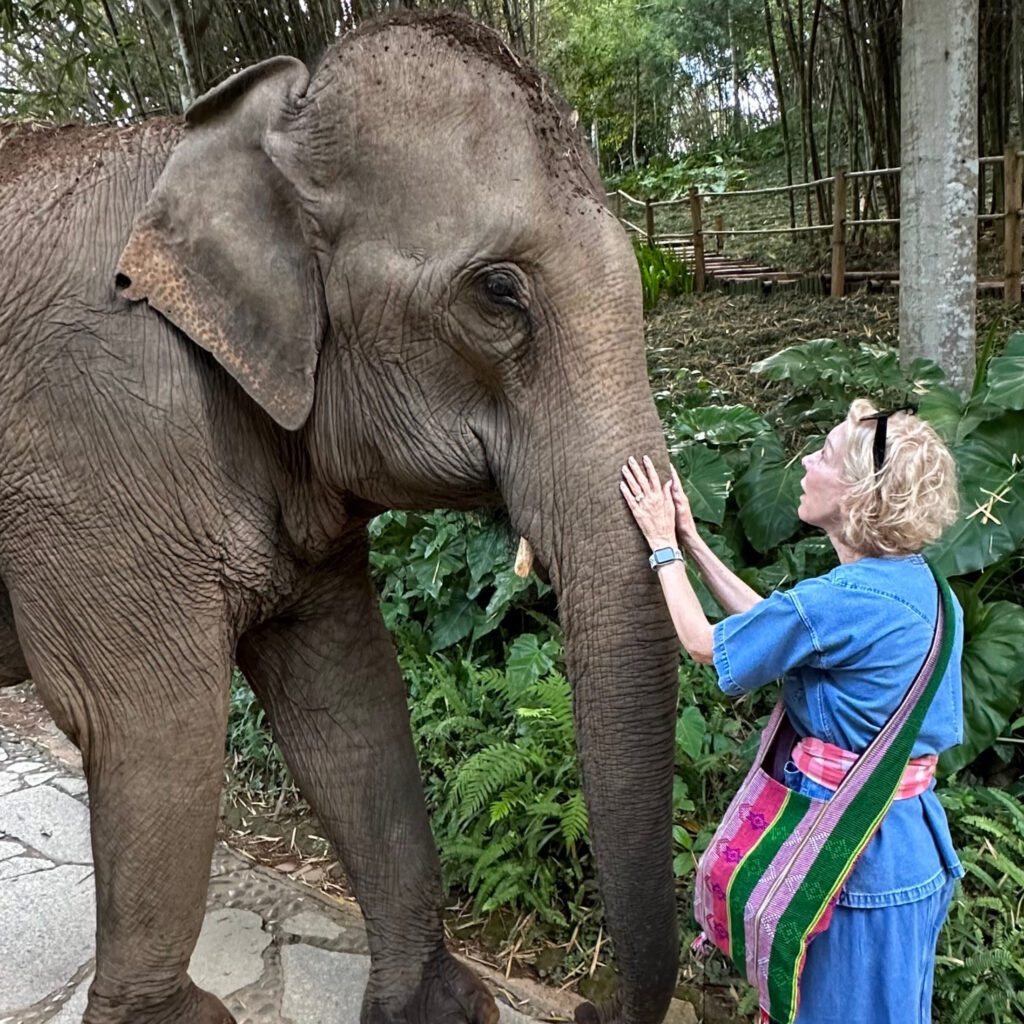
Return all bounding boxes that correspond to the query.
[514,536,534,578]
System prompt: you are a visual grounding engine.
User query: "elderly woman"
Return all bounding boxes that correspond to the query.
[622,400,964,1024]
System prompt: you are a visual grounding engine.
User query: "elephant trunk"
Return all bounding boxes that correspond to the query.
[506,413,682,1022]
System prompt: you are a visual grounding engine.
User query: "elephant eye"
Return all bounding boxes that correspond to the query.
[483,269,526,311]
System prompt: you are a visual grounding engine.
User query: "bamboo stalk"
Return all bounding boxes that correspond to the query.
[689,186,705,293]
[831,165,846,297]
[1004,143,1022,304]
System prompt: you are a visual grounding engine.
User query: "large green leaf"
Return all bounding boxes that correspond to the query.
[734,434,815,553]
[506,635,561,695]
[672,443,732,525]
[430,597,484,652]
[918,384,1003,447]
[750,339,853,386]
[928,412,1024,577]
[667,405,771,446]
[466,521,511,591]
[979,334,1024,411]
[917,385,965,444]
[676,705,706,761]
[940,593,1024,775]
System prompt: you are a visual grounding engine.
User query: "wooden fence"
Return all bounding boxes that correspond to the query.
[608,145,1024,303]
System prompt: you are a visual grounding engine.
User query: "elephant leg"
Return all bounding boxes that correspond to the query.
[0,582,30,687]
[236,549,498,1024]
[10,575,235,1024]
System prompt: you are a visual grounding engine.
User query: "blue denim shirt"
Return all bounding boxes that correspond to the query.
[712,554,965,908]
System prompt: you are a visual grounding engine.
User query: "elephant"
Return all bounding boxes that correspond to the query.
[0,12,680,1024]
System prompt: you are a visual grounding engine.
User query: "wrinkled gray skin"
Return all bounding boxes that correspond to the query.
[0,14,679,1024]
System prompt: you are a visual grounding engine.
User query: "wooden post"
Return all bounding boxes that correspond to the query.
[645,198,655,246]
[831,166,847,298]
[1004,145,1022,304]
[714,213,724,253]
[689,186,705,293]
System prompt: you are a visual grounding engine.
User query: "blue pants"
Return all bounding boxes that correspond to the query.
[794,878,955,1024]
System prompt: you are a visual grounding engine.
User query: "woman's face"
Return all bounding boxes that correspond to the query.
[799,422,852,532]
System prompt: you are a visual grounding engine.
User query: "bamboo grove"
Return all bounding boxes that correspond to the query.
[2,2,1023,220]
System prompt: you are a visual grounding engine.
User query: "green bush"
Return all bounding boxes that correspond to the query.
[935,786,1024,1024]
[633,240,694,310]
[225,669,293,798]
[403,637,588,929]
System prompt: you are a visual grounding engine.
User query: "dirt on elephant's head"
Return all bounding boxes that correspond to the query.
[0,117,182,193]
[320,10,603,202]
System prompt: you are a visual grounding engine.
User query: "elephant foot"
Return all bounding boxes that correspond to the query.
[84,980,236,1024]
[361,951,499,1024]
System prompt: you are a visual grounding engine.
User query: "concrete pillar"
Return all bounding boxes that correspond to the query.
[900,0,979,394]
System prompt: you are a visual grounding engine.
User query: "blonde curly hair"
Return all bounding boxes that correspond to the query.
[838,399,959,557]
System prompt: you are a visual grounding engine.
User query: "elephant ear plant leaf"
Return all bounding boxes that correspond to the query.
[940,589,1024,774]
[733,432,813,553]
[927,335,1024,578]
[671,443,731,525]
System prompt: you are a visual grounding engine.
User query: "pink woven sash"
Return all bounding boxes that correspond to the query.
[792,737,936,800]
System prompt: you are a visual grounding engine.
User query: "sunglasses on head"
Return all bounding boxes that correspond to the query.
[858,407,916,474]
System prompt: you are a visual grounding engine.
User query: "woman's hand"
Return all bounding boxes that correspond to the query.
[669,464,700,548]
[620,455,677,551]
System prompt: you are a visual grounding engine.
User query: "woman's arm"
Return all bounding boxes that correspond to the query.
[667,465,761,615]
[620,456,715,663]
[649,559,715,664]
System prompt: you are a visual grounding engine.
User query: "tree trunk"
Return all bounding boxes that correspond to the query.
[1013,0,1024,142]
[900,0,979,393]
[632,60,640,169]
[765,0,796,226]
[99,0,146,115]
[167,0,201,105]
[140,0,178,115]
[806,0,827,222]
[728,0,743,139]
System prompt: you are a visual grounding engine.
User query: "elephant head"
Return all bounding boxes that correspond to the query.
[116,14,680,1023]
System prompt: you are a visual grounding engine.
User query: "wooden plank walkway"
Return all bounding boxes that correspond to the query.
[658,237,828,295]
[656,236,1022,298]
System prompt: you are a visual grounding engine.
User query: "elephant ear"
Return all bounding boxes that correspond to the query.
[116,58,326,430]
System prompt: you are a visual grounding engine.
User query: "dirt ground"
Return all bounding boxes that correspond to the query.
[645,290,1024,414]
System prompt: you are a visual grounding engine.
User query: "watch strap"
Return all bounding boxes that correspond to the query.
[649,546,685,570]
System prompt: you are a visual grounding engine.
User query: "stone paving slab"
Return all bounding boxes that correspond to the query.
[0,728,569,1024]
[0,721,696,1024]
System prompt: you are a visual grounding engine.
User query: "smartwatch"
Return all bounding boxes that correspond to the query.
[648,546,685,570]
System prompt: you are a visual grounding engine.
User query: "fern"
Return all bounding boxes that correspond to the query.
[935,786,1024,1024]
[450,742,534,822]
[560,791,589,848]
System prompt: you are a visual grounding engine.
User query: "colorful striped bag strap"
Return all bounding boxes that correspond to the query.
[693,564,956,1024]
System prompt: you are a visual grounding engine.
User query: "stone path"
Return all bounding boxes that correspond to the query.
[0,714,697,1024]
[0,729,550,1024]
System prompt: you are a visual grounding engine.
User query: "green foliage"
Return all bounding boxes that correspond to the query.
[368,510,556,658]
[633,241,694,310]
[403,638,590,928]
[750,337,944,432]
[935,787,1024,1024]
[925,334,1024,579]
[225,670,292,797]
[612,149,749,200]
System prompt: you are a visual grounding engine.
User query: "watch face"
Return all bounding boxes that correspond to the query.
[654,549,674,564]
